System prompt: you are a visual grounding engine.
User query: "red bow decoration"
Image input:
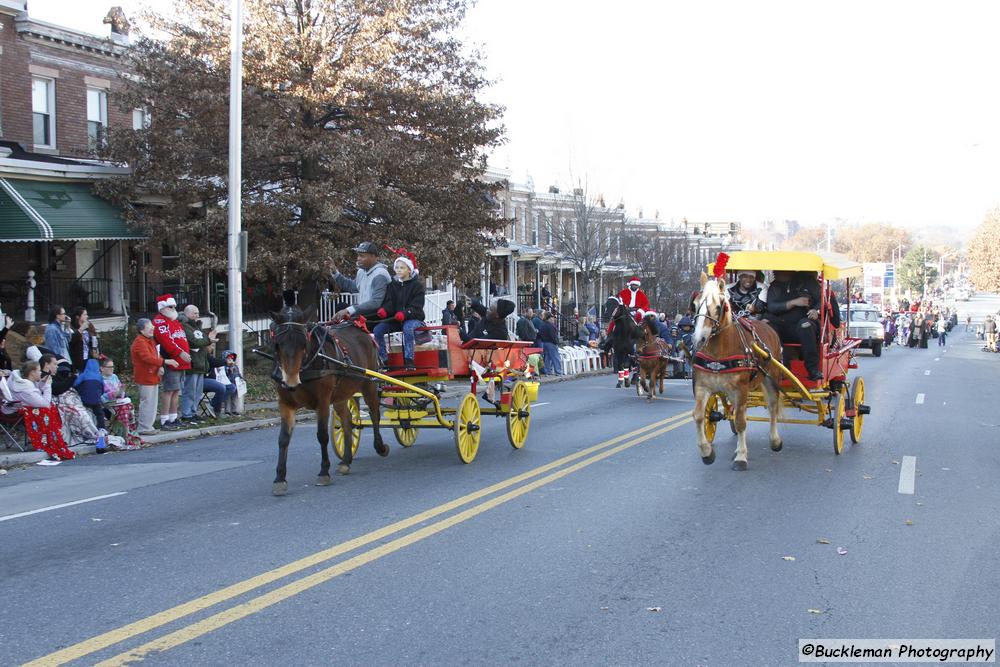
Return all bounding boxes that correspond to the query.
[384,244,418,268]
[713,252,730,280]
[394,311,405,322]
[377,308,387,319]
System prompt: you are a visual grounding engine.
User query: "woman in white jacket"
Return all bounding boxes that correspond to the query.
[8,360,75,461]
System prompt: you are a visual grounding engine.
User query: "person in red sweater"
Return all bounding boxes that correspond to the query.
[131,317,180,434]
[151,294,191,431]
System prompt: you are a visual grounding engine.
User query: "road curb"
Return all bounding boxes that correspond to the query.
[0,369,610,469]
[0,414,315,469]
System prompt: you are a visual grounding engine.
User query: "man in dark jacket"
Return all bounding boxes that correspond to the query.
[462,299,514,342]
[762,271,823,380]
[536,312,562,375]
[441,301,457,326]
[179,305,217,424]
[515,308,538,342]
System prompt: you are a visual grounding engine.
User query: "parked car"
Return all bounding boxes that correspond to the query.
[841,304,884,356]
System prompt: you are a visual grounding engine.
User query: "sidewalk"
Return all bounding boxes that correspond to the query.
[0,367,611,470]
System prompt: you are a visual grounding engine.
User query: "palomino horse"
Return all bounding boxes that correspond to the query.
[636,314,668,400]
[603,296,640,388]
[269,304,386,495]
[690,273,784,470]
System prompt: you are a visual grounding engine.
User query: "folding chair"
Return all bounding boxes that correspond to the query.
[197,391,216,419]
[0,376,28,451]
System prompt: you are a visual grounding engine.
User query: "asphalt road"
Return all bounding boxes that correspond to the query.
[2,299,998,666]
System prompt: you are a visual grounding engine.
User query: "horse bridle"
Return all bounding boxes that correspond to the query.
[695,296,731,344]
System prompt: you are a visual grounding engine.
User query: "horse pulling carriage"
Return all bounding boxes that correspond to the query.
[259,305,539,495]
[691,251,872,470]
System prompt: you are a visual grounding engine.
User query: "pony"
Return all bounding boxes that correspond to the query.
[269,303,386,495]
[603,295,641,388]
[690,272,784,470]
[636,314,668,400]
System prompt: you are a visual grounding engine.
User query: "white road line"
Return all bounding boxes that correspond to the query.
[532,402,550,407]
[898,456,917,494]
[0,492,127,523]
[915,393,925,404]
[924,370,931,375]
[934,357,940,361]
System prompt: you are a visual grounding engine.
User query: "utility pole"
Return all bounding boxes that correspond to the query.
[227,0,245,411]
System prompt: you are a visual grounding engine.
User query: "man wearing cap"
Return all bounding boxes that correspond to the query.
[728,269,765,315]
[151,294,191,431]
[324,242,392,323]
[617,277,650,323]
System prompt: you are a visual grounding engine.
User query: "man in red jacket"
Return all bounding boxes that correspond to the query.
[151,294,192,431]
[617,277,650,323]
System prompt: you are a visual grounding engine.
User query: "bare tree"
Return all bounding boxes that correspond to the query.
[622,229,698,316]
[544,187,625,311]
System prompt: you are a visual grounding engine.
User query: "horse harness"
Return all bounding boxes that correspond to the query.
[693,308,775,380]
[272,320,368,382]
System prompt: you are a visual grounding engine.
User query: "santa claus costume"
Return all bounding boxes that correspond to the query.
[617,277,650,323]
[151,294,192,371]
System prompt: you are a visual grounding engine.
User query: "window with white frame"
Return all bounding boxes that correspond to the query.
[32,77,55,147]
[132,107,151,130]
[532,212,539,246]
[511,206,517,241]
[87,88,108,146]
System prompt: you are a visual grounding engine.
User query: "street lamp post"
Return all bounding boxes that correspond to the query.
[227,0,245,412]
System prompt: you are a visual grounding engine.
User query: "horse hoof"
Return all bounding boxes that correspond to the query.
[375,443,390,458]
[701,449,716,465]
[732,460,748,471]
[316,475,332,486]
[272,481,288,496]
[336,464,350,475]
[615,382,622,388]
[771,440,783,452]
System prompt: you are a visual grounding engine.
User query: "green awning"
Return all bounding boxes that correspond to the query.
[0,178,143,242]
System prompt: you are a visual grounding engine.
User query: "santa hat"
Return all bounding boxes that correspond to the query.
[386,244,418,275]
[156,294,177,310]
[627,277,641,286]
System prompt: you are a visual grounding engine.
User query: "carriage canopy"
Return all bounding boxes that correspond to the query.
[707,251,863,281]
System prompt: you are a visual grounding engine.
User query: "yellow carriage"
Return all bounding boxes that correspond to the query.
[704,251,870,454]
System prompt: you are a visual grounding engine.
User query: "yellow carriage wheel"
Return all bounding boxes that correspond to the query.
[849,376,865,444]
[332,398,361,460]
[832,391,845,456]
[704,394,720,444]
[506,381,532,449]
[392,397,419,448]
[454,393,482,464]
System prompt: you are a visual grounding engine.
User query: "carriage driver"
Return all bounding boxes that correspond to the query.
[728,269,764,315]
[761,270,824,381]
[325,242,392,323]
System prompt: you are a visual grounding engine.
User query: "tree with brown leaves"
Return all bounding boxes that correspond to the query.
[968,208,1000,293]
[99,0,505,287]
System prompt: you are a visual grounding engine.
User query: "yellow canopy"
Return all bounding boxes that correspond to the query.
[707,250,863,280]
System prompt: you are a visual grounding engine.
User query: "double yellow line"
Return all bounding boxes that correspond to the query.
[27,412,692,667]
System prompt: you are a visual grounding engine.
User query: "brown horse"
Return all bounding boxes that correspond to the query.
[269,305,386,495]
[690,273,784,470]
[636,315,668,400]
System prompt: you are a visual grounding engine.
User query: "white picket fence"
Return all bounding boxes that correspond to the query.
[320,289,452,324]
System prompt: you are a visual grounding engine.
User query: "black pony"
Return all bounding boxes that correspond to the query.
[603,296,641,388]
